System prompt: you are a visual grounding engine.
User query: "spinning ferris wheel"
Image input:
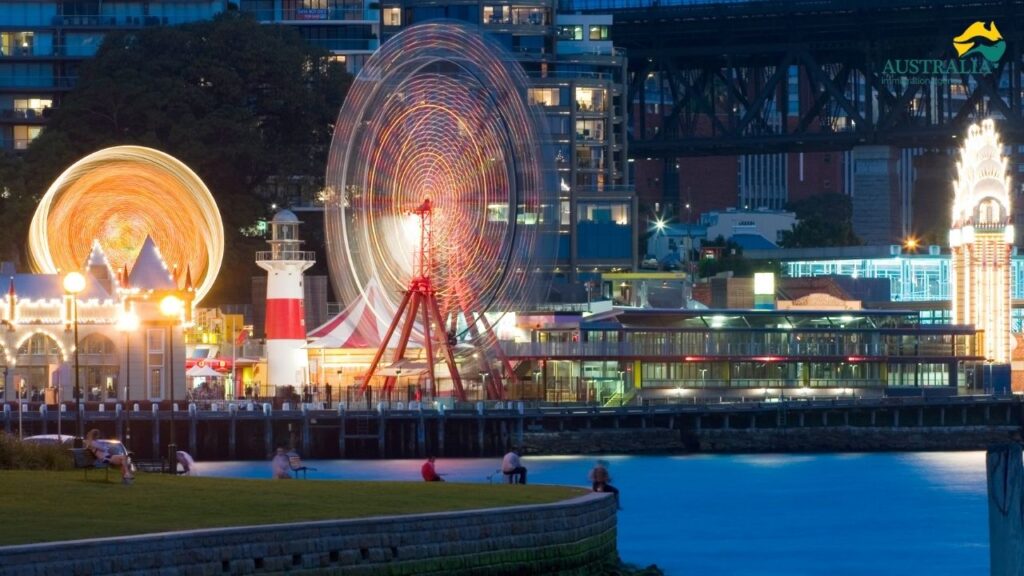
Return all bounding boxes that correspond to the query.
[324,22,555,401]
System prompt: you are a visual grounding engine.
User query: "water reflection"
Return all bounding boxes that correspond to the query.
[196,452,988,576]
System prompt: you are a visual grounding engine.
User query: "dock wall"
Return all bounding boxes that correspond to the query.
[2,395,1022,459]
[0,493,618,576]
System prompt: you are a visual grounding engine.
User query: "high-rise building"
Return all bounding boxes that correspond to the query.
[0,0,226,151]
[379,2,636,299]
[237,0,378,74]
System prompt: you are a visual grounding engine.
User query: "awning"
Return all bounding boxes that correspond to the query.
[186,365,222,378]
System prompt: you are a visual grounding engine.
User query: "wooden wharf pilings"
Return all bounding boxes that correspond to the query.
[2,395,1022,460]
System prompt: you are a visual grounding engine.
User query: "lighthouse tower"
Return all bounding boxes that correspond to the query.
[257,210,315,391]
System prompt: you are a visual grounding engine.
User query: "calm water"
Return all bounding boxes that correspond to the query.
[194,452,988,575]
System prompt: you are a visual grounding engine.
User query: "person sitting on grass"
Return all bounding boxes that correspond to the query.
[85,429,133,483]
[421,456,444,482]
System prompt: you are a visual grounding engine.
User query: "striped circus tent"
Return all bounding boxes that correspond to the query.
[305,279,421,349]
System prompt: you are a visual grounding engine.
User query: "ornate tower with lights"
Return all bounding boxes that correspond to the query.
[257,210,315,392]
[949,119,1013,363]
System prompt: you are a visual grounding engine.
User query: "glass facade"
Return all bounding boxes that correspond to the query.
[0,0,227,150]
[784,252,1024,332]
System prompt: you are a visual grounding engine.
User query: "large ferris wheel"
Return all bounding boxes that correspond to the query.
[324,22,556,401]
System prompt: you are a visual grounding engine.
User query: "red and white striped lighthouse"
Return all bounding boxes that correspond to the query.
[256,210,315,391]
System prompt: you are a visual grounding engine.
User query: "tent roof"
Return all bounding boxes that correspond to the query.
[186,365,222,378]
[307,279,421,349]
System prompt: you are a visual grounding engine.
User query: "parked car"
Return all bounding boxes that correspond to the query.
[22,434,128,456]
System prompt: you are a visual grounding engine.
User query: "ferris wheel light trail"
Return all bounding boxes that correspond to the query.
[325,21,555,399]
[326,21,554,333]
[28,146,224,303]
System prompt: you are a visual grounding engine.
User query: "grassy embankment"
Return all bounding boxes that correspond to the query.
[0,471,585,546]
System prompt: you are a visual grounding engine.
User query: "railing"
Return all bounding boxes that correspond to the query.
[303,38,379,52]
[51,15,173,27]
[0,75,77,89]
[500,340,974,359]
[255,250,317,262]
[243,8,374,21]
[0,108,50,121]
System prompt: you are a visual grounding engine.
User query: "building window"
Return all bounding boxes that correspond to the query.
[509,7,546,25]
[483,6,508,24]
[575,87,606,112]
[382,6,401,26]
[528,88,560,107]
[588,25,609,40]
[147,329,164,399]
[12,97,51,119]
[557,25,583,40]
[13,125,42,150]
[575,119,606,141]
[0,32,34,57]
[561,200,571,226]
[578,202,629,225]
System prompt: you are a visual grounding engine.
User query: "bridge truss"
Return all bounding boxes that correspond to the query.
[589,0,1024,157]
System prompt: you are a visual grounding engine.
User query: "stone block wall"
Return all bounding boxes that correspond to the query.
[0,493,617,575]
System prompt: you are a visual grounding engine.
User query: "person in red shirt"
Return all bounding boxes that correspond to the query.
[421,456,444,482]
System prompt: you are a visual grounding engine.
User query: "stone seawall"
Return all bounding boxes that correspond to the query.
[521,426,1021,455]
[0,493,617,576]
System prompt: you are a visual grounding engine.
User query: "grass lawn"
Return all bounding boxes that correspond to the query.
[0,471,585,546]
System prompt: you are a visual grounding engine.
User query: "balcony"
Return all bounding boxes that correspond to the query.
[0,75,76,90]
[0,107,49,123]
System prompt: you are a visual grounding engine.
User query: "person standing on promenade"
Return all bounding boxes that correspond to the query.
[421,456,444,482]
[502,448,527,484]
[588,459,620,508]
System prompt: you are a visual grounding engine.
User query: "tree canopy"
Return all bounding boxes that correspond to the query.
[3,11,351,304]
[778,193,861,248]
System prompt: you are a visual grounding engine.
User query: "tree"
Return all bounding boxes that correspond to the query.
[778,193,860,248]
[15,11,351,304]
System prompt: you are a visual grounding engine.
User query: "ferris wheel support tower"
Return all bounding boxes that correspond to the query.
[362,199,467,402]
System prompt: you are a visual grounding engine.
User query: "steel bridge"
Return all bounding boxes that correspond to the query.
[564,0,1024,156]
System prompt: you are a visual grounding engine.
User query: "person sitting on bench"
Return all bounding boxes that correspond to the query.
[502,448,527,484]
[85,429,133,482]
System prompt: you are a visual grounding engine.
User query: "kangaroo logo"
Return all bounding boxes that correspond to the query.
[953,21,1006,64]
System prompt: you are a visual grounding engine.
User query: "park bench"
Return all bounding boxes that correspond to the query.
[288,452,316,479]
[70,448,111,481]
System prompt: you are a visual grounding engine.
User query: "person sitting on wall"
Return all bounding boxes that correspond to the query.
[588,459,620,508]
[85,428,134,484]
[421,456,445,482]
[271,447,291,479]
[502,448,527,484]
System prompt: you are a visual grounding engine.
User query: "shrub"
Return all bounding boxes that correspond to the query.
[0,434,73,470]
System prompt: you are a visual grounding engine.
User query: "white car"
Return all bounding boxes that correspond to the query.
[23,434,128,456]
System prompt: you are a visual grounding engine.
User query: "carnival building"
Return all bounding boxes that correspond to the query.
[0,237,191,405]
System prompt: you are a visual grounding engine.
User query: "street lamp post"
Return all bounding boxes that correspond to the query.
[160,295,183,474]
[617,370,625,406]
[63,271,85,447]
[116,308,139,450]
